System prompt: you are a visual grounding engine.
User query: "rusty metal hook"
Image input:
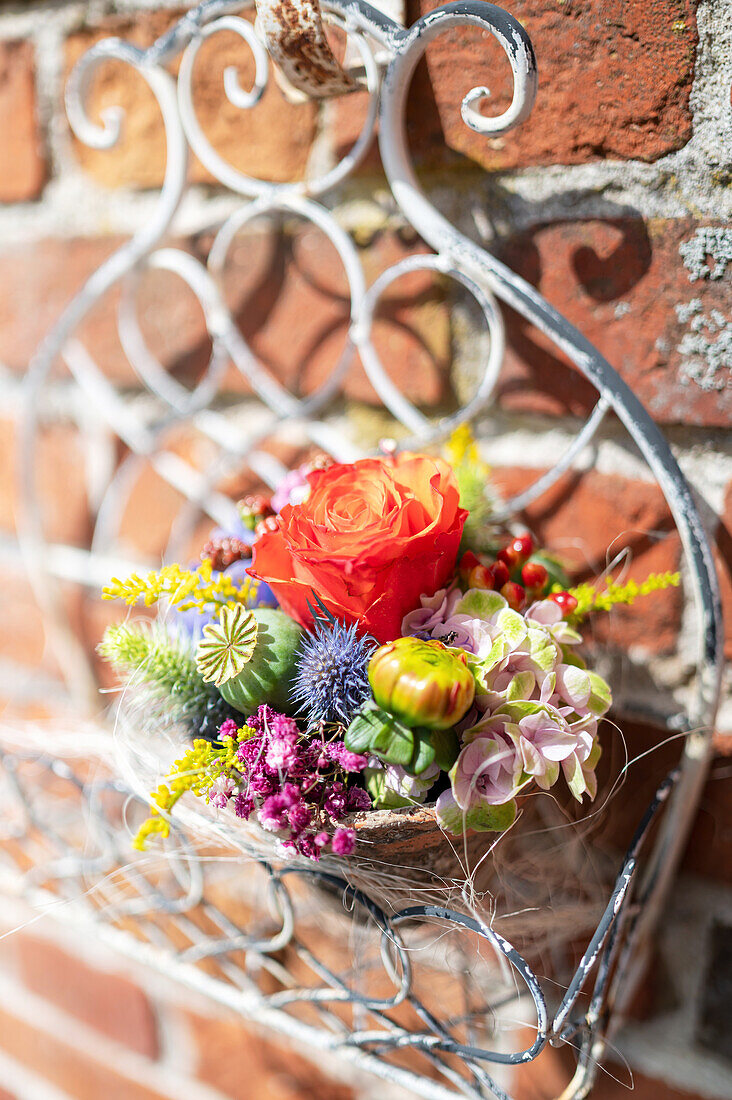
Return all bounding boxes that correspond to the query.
[254,0,357,98]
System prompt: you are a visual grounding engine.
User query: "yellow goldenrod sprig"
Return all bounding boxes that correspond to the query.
[444,425,498,553]
[568,571,681,618]
[444,423,484,470]
[133,732,249,850]
[103,559,258,613]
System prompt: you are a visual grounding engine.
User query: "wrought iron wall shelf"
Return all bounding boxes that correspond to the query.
[7,2,724,1098]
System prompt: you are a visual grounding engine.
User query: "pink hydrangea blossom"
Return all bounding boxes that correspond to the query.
[502,705,580,789]
[451,728,522,810]
[270,465,312,513]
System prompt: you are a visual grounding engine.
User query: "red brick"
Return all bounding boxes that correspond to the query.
[493,466,682,653]
[492,218,732,427]
[0,227,451,415]
[684,760,732,886]
[0,417,89,545]
[407,0,699,170]
[0,569,113,689]
[0,571,57,672]
[218,225,451,407]
[186,1010,355,1100]
[0,236,216,386]
[65,13,317,190]
[331,78,382,175]
[0,40,45,202]
[591,716,732,886]
[14,935,159,1057]
[0,695,76,724]
[513,1046,708,1099]
[0,1003,166,1100]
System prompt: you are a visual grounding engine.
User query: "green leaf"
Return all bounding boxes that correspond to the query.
[587,671,613,716]
[430,727,460,772]
[404,729,437,776]
[455,590,506,619]
[345,704,415,766]
[505,670,535,702]
[436,790,517,835]
[365,769,413,809]
[493,608,527,647]
[344,703,381,752]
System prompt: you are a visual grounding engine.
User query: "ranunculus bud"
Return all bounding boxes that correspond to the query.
[368,637,475,730]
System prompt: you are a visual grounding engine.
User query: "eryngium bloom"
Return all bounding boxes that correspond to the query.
[293,617,376,727]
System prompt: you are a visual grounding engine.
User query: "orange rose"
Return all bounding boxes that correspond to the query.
[249,453,468,643]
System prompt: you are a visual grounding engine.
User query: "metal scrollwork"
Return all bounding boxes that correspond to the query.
[11,2,724,1098]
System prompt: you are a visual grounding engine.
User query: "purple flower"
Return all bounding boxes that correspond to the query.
[237,736,264,766]
[288,801,312,833]
[271,465,312,513]
[209,774,236,809]
[279,783,301,808]
[331,827,356,856]
[233,793,254,819]
[259,793,290,832]
[247,772,276,797]
[503,706,579,790]
[347,787,372,812]
[324,741,368,773]
[246,706,277,735]
[324,781,348,819]
[265,732,299,771]
[204,704,373,860]
[218,718,239,740]
[267,712,300,739]
[297,832,327,860]
[451,731,521,810]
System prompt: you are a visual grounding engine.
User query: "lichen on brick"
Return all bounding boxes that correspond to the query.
[675,298,732,391]
[679,226,732,282]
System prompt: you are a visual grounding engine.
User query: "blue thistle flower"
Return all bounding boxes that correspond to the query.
[293,609,376,728]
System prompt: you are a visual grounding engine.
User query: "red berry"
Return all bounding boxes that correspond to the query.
[521,561,548,589]
[241,493,273,517]
[254,514,279,539]
[549,591,578,616]
[501,581,526,611]
[488,560,510,588]
[468,564,495,590]
[497,545,521,569]
[459,551,481,574]
[513,533,534,561]
[201,535,251,572]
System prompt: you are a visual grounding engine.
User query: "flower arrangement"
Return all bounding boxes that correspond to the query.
[101,436,679,866]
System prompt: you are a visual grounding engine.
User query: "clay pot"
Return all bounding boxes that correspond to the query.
[339,803,492,908]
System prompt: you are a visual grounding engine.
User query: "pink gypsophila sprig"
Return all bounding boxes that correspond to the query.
[214,705,369,860]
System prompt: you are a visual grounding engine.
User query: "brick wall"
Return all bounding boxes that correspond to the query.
[0,1,730,1098]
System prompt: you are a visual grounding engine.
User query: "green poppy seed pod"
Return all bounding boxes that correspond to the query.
[368,637,475,730]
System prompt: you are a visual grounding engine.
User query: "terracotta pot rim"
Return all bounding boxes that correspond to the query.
[344,803,439,829]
